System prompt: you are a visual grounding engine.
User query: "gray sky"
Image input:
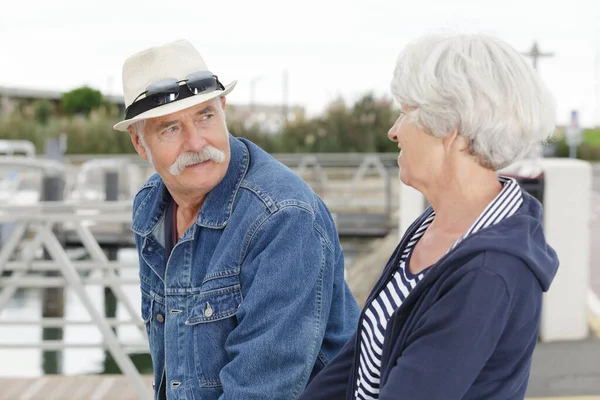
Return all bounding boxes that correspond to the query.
[1,0,599,126]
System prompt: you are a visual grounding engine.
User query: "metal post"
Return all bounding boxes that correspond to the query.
[104,170,120,372]
[569,145,578,159]
[41,174,65,374]
[385,167,392,228]
[104,171,119,203]
[104,171,119,331]
[521,42,554,71]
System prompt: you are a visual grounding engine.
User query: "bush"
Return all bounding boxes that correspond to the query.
[0,105,134,154]
[547,130,600,161]
[32,100,55,125]
[579,144,600,161]
[61,86,104,116]
[584,129,600,147]
[277,94,399,153]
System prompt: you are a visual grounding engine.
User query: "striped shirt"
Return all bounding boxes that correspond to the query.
[354,176,523,400]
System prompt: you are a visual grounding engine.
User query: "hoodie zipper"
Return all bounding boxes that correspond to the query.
[347,209,432,399]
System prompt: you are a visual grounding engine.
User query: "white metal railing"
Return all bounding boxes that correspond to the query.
[65,154,398,212]
[0,154,398,222]
[0,153,399,399]
[0,201,151,399]
[292,155,395,212]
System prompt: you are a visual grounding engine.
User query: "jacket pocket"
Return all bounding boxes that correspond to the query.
[185,284,242,388]
[185,285,242,325]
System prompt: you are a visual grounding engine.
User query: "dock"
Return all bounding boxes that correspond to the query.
[0,375,153,400]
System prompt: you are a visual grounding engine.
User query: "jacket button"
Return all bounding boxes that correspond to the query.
[204,302,214,318]
[156,313,164,323]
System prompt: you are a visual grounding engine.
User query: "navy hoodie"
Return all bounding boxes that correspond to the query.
[299,190,559,400]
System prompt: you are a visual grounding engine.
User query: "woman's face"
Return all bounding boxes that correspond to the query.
[387,107,448,191]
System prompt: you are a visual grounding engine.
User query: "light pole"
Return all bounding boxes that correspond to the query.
[249,75,263,113]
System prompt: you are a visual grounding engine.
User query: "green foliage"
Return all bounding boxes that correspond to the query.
[226,119,283,153]
[62,107,134,154]
[32,99,54,125]
[579,144,600,161]
[61,86,104,116]
[0,112,43,148]
[583,128,600,147]
[276,94,399,153]
[546,128,600,161]
[551,138,569,158]
[0,105,134,154]
[6,90,599,159]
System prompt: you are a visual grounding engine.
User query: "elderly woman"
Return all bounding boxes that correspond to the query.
[299,33,559,400]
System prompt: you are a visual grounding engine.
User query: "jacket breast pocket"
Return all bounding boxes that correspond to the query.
[185,284,242,388]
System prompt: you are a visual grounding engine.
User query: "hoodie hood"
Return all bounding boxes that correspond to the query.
[442,190,559,292]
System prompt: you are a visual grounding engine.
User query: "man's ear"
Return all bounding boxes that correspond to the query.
[128,127,149,161]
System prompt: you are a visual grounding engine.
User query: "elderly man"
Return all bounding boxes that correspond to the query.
[113,40,359,400]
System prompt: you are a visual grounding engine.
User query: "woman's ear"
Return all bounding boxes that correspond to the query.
[456,135,471,153]
[443,129,471,153]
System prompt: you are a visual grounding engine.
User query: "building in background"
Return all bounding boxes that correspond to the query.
[227,103,305,134]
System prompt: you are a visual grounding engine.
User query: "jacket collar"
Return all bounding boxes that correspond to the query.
[196,134,249,228]
[131,134,249,237]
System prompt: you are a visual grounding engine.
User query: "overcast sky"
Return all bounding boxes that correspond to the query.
[1,0,599,126]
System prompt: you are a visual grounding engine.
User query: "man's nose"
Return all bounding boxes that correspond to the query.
[183,124,206,152]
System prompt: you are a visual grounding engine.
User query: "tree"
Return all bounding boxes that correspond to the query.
[61,86,104,116]
[278,94,399,153]
[32,99,54,126]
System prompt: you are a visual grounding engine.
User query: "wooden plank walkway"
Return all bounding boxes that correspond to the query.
[0,375,153,400]
[0,375,598,400]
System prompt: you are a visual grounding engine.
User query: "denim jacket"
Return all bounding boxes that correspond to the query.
[131,134,360,400]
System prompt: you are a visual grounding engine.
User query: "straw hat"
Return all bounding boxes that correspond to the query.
[113,39,236,132]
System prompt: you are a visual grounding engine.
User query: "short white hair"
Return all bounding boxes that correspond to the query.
[131,120,152,163]
[132,120,146,137]
[390,33,557,170]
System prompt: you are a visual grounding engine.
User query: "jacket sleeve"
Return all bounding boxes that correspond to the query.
[217,205,352,400]
[298,330,358,400]
[379,266,511,400]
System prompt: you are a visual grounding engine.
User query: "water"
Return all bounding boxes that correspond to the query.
[0,239,373,377]
[0,249,152,377]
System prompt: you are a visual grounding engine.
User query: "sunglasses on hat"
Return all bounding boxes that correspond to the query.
[125,71,225,120]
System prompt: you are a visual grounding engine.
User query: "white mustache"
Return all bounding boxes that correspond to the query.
[168,146,226,176]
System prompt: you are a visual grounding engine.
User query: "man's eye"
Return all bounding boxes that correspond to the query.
[162,126,178,135]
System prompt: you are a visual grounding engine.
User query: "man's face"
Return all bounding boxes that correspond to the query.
[129,97,231,196]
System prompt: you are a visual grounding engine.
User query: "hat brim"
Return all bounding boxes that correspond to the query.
[113,80,237,132]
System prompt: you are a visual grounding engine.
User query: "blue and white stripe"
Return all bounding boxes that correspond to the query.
[354,176,523,400]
